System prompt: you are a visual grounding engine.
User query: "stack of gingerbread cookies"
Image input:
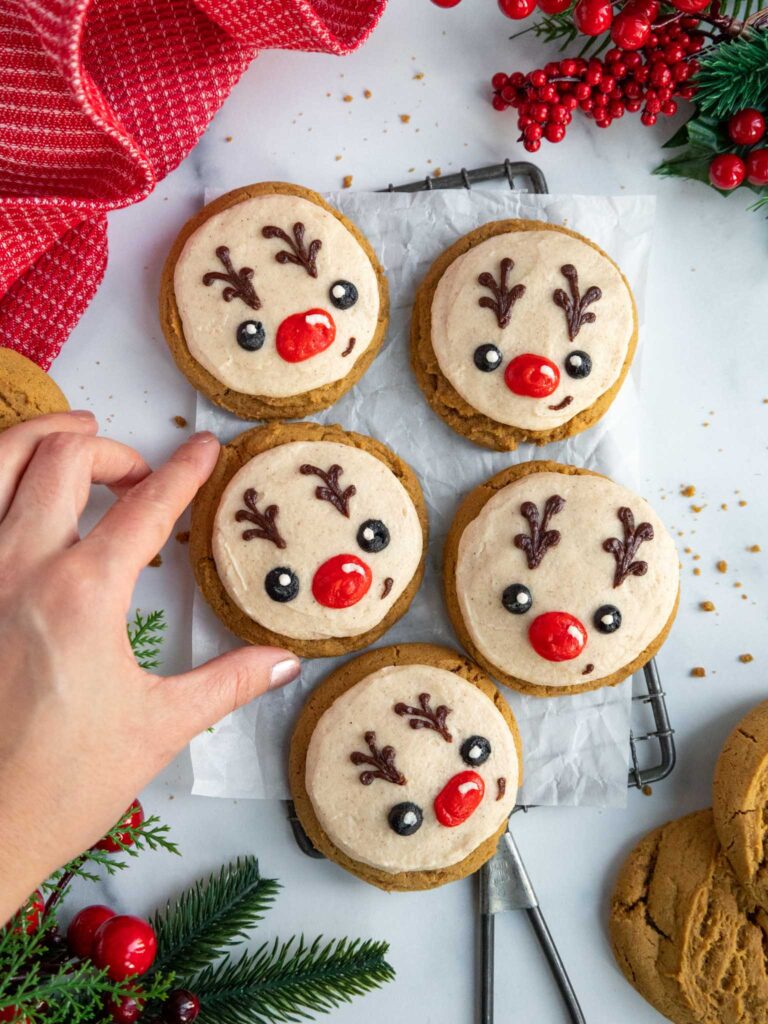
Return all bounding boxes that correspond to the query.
[610,700,768,1023]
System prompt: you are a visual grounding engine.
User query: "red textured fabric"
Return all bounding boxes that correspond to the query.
[0,0,385,368]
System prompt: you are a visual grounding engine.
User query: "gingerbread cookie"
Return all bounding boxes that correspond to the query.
[610,810,768,1024]
[160,182,388,419]
[713,700,768,909]
[289,644,522,891]
[190,422,427,658]
[444,461,679,696]
[0,349,69,431]
[411,219,637,450]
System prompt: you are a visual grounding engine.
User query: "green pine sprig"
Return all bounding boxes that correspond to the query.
[148,857,280,977]
[694,29,768,119]
[190,936,395,1024]
[128,609,167,670]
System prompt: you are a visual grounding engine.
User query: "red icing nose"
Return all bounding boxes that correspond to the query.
[276,308,336,362]
[529,611,588,662]
[434,770,485,828]
[312,554,372,609]
[505,353,560,398]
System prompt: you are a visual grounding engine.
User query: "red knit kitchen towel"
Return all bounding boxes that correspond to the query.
[0,0,385,368]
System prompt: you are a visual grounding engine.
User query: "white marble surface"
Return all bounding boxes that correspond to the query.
[52,3,767,1021]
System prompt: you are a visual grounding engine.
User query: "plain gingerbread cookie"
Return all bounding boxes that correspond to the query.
[411,219,638,451]
[160,182,389,420]
[0,349,69,431]
[289,643,522,892]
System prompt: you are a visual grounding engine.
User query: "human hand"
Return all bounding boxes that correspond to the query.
[0,413,300,923]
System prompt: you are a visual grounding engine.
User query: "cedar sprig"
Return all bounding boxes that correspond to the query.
[188,935,395,1024]
[148,857,280,977]
[128,608,167,670]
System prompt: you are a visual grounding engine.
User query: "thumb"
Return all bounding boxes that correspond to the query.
[156,646,301,744]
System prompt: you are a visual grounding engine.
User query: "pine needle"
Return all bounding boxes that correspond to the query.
[694,30,768,119]
[149,858,280,977]
[128,608,167,670]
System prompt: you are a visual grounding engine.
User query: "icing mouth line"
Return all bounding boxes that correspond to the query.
[548,395,573,411]
[582,663,595,675]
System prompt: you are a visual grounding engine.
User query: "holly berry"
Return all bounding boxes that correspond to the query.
[91,916,157,981]
[611,12,651,49]
[275,309,336,363]
[106,988,144,1024]
[95,800,144,853]
[0,1008,29,1023]
[708,153,746,190]
[498,0,537,16]
[623,0,659,19]
[311,554,372,609]
[573,0,613,35]
[536,0,572,11]
[669,0,710,10]
[746,148,768,185]
[434,771,485,827]
[67,904,116,959]
[728,108,766,147]
[430,0,462,6]
[528,611,588,662]
[162,990,201,1024]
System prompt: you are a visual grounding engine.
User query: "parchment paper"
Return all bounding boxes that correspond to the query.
[190,188,656,808]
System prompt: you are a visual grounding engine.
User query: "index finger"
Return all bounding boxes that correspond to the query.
[81,432,220,580]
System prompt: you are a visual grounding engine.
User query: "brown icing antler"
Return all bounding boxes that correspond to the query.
[299,463,355,517]
[234,489,286,548]
[552,264,601,341]
[350,732,406,786]
[394,693,452,743]
[477,257,526,329]
[262,222,321,278]
[603,506,654,588]
[514,495,566,569]
[202,246,261,309]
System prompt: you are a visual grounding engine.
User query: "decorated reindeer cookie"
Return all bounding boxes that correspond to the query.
[189,422,427,658]
[289,645,522,891]
[160,182,388,420]
[411,220,637,450]
[445,461,679,696]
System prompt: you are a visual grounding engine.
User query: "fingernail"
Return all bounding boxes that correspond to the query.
[269,657,301,690]
[70,409,95,420]
[189,431,217,444]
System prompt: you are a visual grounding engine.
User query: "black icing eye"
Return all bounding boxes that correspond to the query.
[388,802,423,837]
[357,519,390,554]
[265,567,299,603]
[473,344,503,372]
[236,320,265,352]
[460,735,491,767]
[329,280,358,310]
[502,584,533,615]
[594,604,621,634]
[564,350,592,379]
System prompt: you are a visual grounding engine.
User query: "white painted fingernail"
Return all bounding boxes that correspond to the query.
[269,658,301,690]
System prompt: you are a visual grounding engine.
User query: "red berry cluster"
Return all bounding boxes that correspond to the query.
[709,109,768,190]
[492,10,703,151]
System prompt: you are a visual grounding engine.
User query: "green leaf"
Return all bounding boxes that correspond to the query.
[694,30,768,120]
[149,857,280,977]
[191,936,395,1024]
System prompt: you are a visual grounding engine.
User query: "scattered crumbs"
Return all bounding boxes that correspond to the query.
[334,154,342,161]
[680,485,696,497]
[342,175,353,189]
[326,92,331,97]
[684,546,692,554]
[364,89,372,98]
[399,113,411,123]
[700,600,715,612]
[739,500,748,507]
[175,530,190,544]
[734,581,743,588]
[741,594,748,600]
[407,167,415,173]
[716,560,727,573]
[693,554,700,561]
[414,71,425,80]
[172,415,188,428]
[433,167,442,177]
[702,421,710,427]
[343,94,353,103]
[224,135,233,143]
[148,554,163,568]
[642,785,653,797]
[677,530,684,537]
[721,503,728,510]
[739,653,754,664]
[690,504,704,513]
[748,544,761,552]
[693,567,701,576]
[690,667,706,678]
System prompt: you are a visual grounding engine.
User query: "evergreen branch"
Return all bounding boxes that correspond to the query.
[191,936,395,1024]
[149,858,280,978]
[128,609,167,670]
[694,30,768,118]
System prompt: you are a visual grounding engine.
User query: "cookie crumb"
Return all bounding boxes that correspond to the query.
[399,113,411,123]
[739,653,754,664]
[716,560,727,573]
[413,71,425,80]
[148,554,163,568]
[734,581,742,588]
[721,503,728,510]
[680,485,696,497]
[433,167,442,177]
[693,567,701,576]
[700,600,715,612]
[334,154,342,161]
[748,544,761,552]
[691,504,704,513]
[175,530,190,544]
[224,135,233,143]
[342,175,353,189]
[739,500,748,507]
[172,415,188,428]
[642,785,653,796]
[363,89,372,98]
[690,667,706,678]
[343,94,353,103]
